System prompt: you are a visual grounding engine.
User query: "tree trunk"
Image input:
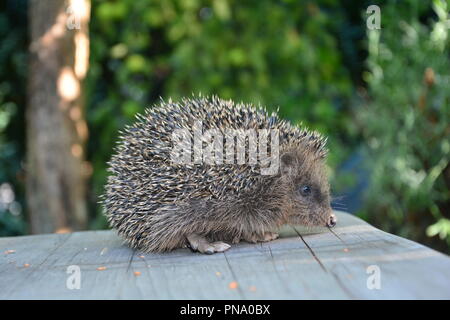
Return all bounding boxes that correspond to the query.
[27,0,91,234]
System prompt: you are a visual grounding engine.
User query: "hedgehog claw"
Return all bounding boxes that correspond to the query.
[211,241,231,252]
[187,234,231,254]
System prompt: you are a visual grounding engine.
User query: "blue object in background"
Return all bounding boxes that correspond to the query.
[332,148,369,214]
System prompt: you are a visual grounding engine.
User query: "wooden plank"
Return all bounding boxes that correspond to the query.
[1,211,449,299]
[287,213,450,299]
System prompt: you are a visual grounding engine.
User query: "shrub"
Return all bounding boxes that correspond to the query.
[359,0,450,253]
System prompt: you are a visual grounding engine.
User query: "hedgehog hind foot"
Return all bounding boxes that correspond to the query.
[186,234,231,254]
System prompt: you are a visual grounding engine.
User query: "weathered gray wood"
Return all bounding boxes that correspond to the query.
[1,211,449,299]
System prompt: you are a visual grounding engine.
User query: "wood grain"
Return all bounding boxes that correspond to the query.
[1,211,449,299]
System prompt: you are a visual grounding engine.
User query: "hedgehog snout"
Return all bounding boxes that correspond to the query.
[326,213,337,228]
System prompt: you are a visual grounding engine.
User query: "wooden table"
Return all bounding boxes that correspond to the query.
[1,211,449,299]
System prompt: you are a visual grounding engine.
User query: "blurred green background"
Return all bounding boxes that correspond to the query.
[0,0,449,253]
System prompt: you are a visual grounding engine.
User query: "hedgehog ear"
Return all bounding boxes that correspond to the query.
[280,152,295,175]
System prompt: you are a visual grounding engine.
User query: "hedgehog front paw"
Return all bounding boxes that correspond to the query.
[244,232,279,243]
[186,234,231,254]
[263,232,279,242]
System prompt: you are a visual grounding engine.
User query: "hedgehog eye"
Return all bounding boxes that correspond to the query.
[299,185,312,196]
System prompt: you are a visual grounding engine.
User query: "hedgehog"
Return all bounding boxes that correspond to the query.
[102,96,336,254]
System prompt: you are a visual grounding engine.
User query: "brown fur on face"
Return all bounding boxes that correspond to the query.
[277,147,334,228]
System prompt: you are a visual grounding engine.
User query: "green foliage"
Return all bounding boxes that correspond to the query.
[0,0,27,236]
[87,0,360,228]
[359,0,450,253]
